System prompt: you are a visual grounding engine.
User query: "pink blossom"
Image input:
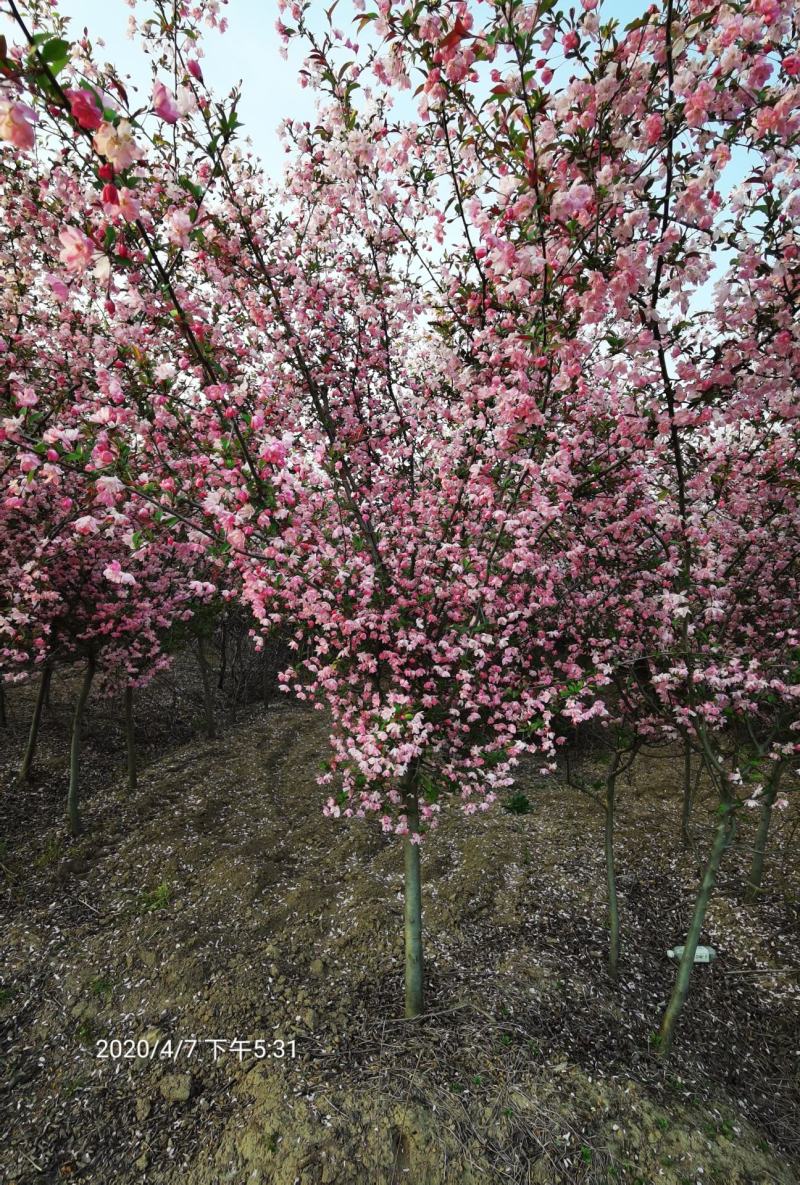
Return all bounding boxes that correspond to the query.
[644,113,663,146]
[117,188,141,221]
[46,273,70,301]
[153,80,180,123]
[58,227,95,274]
[176,86,197,117]
[752,0,781,24]
[65,88,103,131]
[0,100,37,150]
[261,439,287,465]
[551,181,593,220]
[94,476,124,506]
[167,209,193,247]
[93,120,141,170]
[103,560,137,585]
[73,516,99,536]
[685,98,707,126]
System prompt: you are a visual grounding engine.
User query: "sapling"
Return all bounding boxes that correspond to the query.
[196,637,216,740]
[17,662,52,785]
[124,685,137,794]
[403,775,423,1018]
[67,653,95,837]
[680,736,694,849]
[746,761,788,904]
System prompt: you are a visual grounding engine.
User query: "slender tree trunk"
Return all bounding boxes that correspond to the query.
[680,735,693,847]
[232,631,243,717]
[605,757,620,981]
[18,663,52,784]
[124,685,137,793]
[227,627,242,723]
[67,655,95,837]
[658,800,736,1055]
[403,783,423,1018]
[217,620,227,690]
[196,638,216,739]
[262,649,271,703]
[746,763,785,903]
[0,678,7,728]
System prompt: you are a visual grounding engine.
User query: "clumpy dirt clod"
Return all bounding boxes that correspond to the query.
[1,670,799,1184]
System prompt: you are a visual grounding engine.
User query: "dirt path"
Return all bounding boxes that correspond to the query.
[1,698,799,1184]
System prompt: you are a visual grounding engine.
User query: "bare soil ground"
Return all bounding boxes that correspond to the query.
[1,667,799,1185]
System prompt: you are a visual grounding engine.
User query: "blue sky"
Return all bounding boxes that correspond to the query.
[67,0,316,175]
[67,0,653,179]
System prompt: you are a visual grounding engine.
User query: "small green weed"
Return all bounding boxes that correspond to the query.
[35,835,62,868]
[89,976,113,1004]
[141,881,172,912]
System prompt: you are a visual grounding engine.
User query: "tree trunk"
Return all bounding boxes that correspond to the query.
[196,638,216,739]
[0,678,7,728]
[262,649,271,703]
[680,735,693,847]
[18,662,52,784]
[67,655,96,837]
[605,757,620,981]
[217,620,227,690]
[124,685,137,793]
[403,785,423,1018]
[231,630,243,718]
[746,762,785,903]
[658,800,736,1055]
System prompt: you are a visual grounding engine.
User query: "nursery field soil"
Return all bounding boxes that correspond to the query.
[1,672,799,1184]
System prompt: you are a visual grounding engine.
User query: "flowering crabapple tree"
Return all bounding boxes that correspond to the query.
[277,0,800,1045]
[0,148,221,829]
[0,470,217,832]
[3,0,799,1049]
[0,33,225,819]
[1,0,574,1017]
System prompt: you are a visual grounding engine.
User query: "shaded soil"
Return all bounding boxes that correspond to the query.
[1,670,799,1184]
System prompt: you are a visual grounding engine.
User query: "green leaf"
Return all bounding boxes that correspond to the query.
[40,37,70,64]
[179,175,204,203]
[625,13,653,31]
